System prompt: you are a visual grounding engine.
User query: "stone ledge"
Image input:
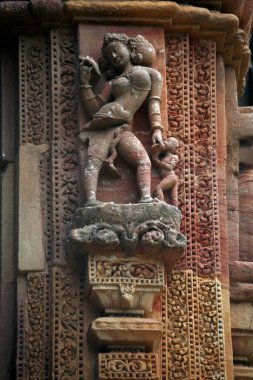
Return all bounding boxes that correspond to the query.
[88,317,163,351]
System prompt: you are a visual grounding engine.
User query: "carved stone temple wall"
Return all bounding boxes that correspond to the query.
[0,1,253,380]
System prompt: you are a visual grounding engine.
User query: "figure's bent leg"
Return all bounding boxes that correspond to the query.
[171,181,179,207]
[153,185,164,201]
[155,175,178,205]
[117,131,152,202]
[83,156,103,205]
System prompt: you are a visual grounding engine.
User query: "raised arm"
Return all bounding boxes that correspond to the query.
[79,57,111,119]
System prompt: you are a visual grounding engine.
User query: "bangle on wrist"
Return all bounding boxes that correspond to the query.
[79,84,92,89]
[151,125,163,132]
[83,94,96,101]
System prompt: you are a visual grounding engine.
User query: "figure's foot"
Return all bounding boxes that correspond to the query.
[140,196,154,203]
[84,199,102,207]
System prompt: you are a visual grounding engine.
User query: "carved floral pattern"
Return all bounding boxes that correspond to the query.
[99,353,159,379]
[166,35,220,275]
[89,255,164,286]
[165,34,189,268]
[193,40,220,275]
[165,271,189,379]
[51,29,80,263]
[97,261,158,279]
[164,271,225,380]
[20,36,50,145]
[26,273,50,380]
[198,279,225,379]
[52,269,78,379]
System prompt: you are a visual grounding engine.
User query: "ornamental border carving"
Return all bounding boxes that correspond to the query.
[99,352,159,380]
[162,271,226,380]
[89,255,164,286]
[51,29,80,264]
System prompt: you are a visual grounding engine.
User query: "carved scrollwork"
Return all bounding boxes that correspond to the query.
[51,29,80,264]
[20,37,50,145]
[99,353,159,379]
[96,261,158,280]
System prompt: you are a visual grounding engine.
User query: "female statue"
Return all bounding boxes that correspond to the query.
[79,33,164,205]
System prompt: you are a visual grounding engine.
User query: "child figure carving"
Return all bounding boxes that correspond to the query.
[79,33,164,206]
[152,137,180,206]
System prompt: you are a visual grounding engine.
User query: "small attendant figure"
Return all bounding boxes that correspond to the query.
[152,137,179,206]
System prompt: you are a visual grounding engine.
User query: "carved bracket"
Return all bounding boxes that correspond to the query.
[68,202,186,270]
[86,255,164,315]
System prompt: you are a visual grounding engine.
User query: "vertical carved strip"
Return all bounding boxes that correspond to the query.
[161,288,167,380]
[51,29,79,264]
[192,39,220,275]
[165,34,190,269]
[39,151,52,264]
[26,273,50,380]
[78,275,85,378]
[166,36,220,274]
[197,278,225,379]
[17,300,26,380]
[52,268,79,379]
[19,36,50,145]
[165,271,226,379]
[18,36,51,380]
[166,271,190,379]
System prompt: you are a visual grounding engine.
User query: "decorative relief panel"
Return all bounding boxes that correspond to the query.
[192,39,220,276]
[165,34,190,271]
[89,255,164,286]
[17,274,50,380]
[19,36,50,145]
[51,29,80,264]
[163,271,225,380]
[16,29,227,380]
[26,273,50,380]
[52,267,85,380]
[99,353,159,380]
[88,255,165,314]
[166,35,220,276]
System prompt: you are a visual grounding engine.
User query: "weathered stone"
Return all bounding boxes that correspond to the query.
[18,144,48,271]
[232,331,253,365]
[234,365,253,379]
[239,167,253,262]
[231,302,253,330]
[68,202,186,269]
[88,317,163,351]
[230,261,253,283]
[230,283,253,302]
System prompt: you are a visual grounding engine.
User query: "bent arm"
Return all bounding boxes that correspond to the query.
[80,81,112,119]
[153,153,179,172]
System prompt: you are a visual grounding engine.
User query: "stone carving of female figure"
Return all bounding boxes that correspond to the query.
[79,33,164,205]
